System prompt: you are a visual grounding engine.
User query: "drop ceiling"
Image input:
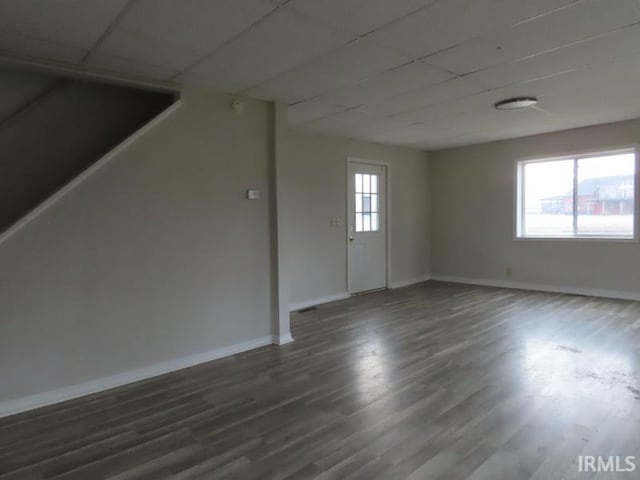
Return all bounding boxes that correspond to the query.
[2,0,640,150]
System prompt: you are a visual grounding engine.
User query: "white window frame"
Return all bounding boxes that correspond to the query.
[354,172,380,233]
[515,146,639,242]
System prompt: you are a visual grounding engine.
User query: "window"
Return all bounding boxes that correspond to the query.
[516,149,637,239]
[355,173,379,232]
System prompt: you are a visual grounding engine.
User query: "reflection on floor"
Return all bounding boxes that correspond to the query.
[1,281,639,479]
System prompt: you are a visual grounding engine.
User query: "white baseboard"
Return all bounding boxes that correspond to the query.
[272,333,294,345]
[430,275,640,301]
[289,292,350,312]
[289,278,434,310]
[389,274,432,289]
[0,335,273,419]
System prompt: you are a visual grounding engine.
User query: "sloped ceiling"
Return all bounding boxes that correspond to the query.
[0,65,174,233]
[0,67,56,124]
[2,0,640,150]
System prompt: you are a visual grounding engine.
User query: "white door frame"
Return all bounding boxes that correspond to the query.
[346,156,391,293]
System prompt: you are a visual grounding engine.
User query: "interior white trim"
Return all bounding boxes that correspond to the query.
[514,145,639,241]
[0,335,273,419]
[0,98,183,247]
[430,275,640,301]
[389,275,431,289]
[346,156,392,292]
[289,277,432,311]
[272,333,294,345]
[289,292,351,312]
[0,51,180,94]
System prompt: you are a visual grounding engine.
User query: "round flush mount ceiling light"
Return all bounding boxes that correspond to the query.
[494,97,538,110]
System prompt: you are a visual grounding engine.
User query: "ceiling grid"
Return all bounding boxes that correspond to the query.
[1,0,640,149]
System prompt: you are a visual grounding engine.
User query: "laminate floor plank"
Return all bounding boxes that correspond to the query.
[2,281,639,479]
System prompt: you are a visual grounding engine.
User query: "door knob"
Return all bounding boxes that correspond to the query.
[349,236,355,242]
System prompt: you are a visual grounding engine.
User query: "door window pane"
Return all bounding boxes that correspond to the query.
[371,213,379,231]
[362,174,370,194]
[362,195,371,212]
[354,173,380,232]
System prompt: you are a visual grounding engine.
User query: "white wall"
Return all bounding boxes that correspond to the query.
[286,130,430,308]
[0,85,432,412]
[0,88,274,406]
[430,118,640,298]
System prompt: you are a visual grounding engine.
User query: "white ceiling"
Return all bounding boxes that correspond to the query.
[2,0,640,150]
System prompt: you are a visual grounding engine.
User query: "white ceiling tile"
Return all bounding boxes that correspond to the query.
[531,61,640,116]
[0,0,129,62]
[404,90,500,124]
[465,24,640,89]
[93,0,276,73]
[317,61,453,108]
[366,0,578,59]
[376,129,495,150]
[346,113,424,138]
[473,120,579,142]
[554,109,640,129]
[422,137,495,150]
[366,21,640,150]
[429,106,550,132]
[545,99,640,122]
[288,100,347,125]
[288,0,436,35]
[360,122,446,145]
[179,7,356,93]
[365,77,486,116]
[487,54,640,107]
[432,110,573,145]
[2,0,640,150]
[426,0,640,75]
[84,52,180,80]
[296,108,376,135]
[371,51,640,146]
[0,30,87,63]
[247,37,411,103]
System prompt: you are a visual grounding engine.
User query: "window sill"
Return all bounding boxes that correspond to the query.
[514,236,638,243]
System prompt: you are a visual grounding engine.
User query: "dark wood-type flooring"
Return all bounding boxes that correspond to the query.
[2,281,640,479]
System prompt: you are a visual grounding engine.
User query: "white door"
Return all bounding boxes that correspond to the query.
[347,161,387,294]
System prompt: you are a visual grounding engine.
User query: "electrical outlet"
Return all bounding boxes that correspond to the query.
[505,266,512,276]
